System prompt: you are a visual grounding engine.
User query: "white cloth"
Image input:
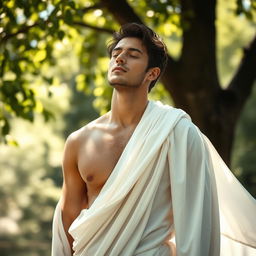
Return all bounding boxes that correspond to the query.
[52,101,256,256]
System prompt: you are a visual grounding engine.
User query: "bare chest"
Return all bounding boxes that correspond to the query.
[77,128,134,189]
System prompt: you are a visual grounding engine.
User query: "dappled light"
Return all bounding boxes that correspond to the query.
[0,0,255,255]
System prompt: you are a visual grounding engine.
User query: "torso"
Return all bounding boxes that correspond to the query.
[76,113,137,208]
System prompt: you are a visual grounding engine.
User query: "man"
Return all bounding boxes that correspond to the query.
[52,23,256,256]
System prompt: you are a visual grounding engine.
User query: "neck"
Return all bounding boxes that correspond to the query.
[109,88,148,127]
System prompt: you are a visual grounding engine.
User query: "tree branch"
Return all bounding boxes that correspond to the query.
[0,20,114,45]
[81,3,104,13]
[99,0,143,25]
[180,0,220,91]
[0,3,105,44]
[73,21,114,34]
[0,23,38,44]
[228,34,256,110]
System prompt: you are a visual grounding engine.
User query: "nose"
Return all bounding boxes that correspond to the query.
[115,52,126,64]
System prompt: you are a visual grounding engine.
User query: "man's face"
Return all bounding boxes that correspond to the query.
[107,37,149,89]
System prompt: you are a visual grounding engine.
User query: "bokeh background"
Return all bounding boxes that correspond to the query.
[0,0,256,255]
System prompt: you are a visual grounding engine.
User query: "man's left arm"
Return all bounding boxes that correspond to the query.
[168,118,220,256]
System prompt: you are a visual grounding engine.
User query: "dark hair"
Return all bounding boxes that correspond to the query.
[107,23,168,92]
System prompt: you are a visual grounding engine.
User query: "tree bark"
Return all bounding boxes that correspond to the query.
[100,0,256,166]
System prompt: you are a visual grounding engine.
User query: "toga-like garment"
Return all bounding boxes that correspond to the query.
[52,101,256,256]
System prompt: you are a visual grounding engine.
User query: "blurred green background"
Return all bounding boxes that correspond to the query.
[0,0,255,255]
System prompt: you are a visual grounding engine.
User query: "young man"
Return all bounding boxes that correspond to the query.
[52,23,256,256]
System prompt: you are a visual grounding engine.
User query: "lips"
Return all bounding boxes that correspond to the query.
[112,66,127,72]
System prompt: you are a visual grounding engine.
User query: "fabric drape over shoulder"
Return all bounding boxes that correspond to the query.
[52,101,256,256]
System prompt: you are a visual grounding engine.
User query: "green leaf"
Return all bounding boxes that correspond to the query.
[64,9,73,25]
[68,1,76,9]
[42,108,54,122]
[57,30,65,40]
[2,118,10,135]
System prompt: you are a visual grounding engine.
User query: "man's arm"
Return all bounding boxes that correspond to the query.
[169,118,220,256]
[60,133,87,251]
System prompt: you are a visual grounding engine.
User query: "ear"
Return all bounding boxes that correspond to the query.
[146,67,161,81]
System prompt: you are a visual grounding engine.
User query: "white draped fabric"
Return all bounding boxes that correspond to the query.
[52,101,256,256]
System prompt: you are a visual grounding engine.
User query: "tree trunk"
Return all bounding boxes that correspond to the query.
[101,0,256,166]
[166,0,235,164]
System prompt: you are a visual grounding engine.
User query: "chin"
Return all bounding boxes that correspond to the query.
[109,83,128,88]
[108,79,127,87]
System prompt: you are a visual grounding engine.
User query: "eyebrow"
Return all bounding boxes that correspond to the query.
[112,47,143,55]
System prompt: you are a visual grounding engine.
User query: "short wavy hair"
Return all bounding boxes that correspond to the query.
[107,23,168,92]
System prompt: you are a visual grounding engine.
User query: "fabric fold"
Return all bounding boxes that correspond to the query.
[51,201,72,256]
[204,136,256,255]
[52,101,256,256]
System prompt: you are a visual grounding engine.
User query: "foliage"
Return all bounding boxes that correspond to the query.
[1,0,255,143]
[216,0,256,198]
[0,0,170,143]
[217,0,256,86]
[0,0,108,143]
[232,84,256,197]
[0,106,64,255]
[0,0,256,255]
[0,10,100,251]
[0,79,99,255]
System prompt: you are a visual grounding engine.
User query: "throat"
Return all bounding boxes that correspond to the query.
[110,89,149,127]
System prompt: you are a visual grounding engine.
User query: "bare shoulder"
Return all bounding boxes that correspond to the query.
[65,113,110,147]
